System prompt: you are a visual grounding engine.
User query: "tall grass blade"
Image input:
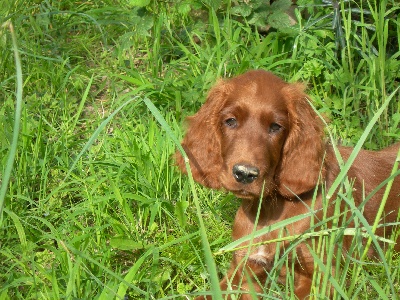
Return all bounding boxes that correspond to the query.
[63,97,140,182]
[3,208,27,252]
[143,97,222,299]
[70,74,94,133]
[116,247,155,299]
[327,87,399,198]
[0,22,23,221]
[60,241,148,297]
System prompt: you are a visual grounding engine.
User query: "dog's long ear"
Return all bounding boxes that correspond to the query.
[277,83,326,197]
[174,80,230,189]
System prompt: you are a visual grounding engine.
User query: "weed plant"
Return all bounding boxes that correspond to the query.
[0,0,399,299]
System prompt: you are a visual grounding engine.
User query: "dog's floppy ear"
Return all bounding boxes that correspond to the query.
[175,80,230,189]
[277,83,326,197]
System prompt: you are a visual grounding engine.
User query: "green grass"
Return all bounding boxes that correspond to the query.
[0,0,399,299]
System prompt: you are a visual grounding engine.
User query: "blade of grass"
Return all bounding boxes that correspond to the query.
[69,74,94,133]
[346,147,400,297]
[365,147,400,253]
[3,208,27,253]
[63,96,140,182]
[59,240,148,297]
[116,247,155,299]
[143,97,222,299]
[326,87,398,198]
[307,244,349,299]
[0,21,23,221]
[216,211,315,255]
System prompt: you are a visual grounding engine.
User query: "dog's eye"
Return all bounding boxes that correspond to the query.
[224,118,238,128]
[269,123,282,133]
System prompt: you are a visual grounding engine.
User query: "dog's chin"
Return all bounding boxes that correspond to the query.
[222,184,264,200]
[233,190,260,200]
[222,181,275,200]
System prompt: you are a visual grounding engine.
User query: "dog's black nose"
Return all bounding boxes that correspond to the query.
[233,164,259,184]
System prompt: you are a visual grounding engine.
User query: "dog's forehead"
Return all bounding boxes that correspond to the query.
[227,73,288,108]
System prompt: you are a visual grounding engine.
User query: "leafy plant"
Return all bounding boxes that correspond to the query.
[231,0,294,31]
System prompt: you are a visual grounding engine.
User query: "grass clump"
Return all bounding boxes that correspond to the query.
[0,0,399,299]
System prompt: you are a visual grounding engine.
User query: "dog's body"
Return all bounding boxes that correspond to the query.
[175,70,400,299]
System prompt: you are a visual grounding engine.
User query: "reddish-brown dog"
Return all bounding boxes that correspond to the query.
[175,70,400,299]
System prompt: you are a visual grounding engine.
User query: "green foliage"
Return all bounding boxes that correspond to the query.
[0,0,399,299]
[231,0,293,30]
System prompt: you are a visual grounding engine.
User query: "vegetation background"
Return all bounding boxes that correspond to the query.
[0,0,399,299]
